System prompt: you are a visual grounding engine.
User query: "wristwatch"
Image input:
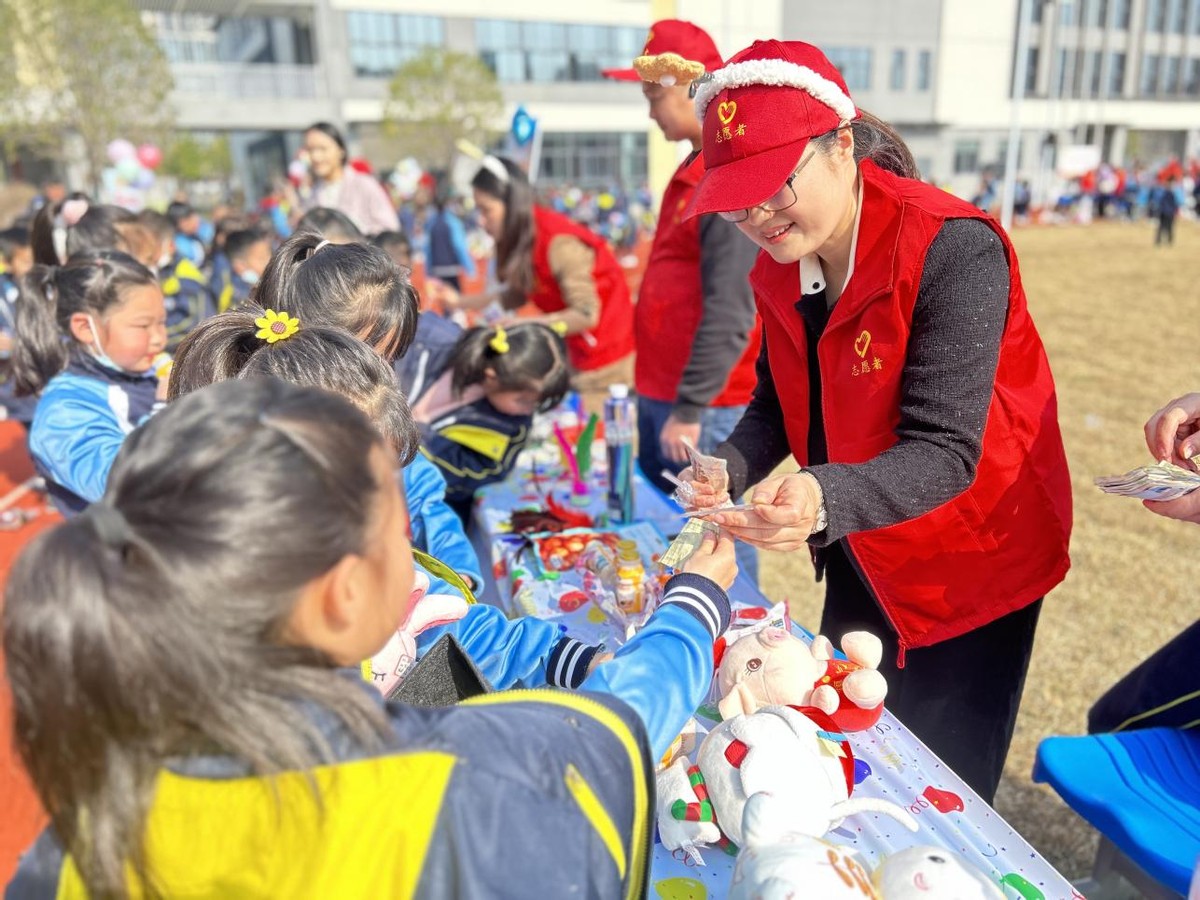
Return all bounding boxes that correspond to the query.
[799,470,828,535]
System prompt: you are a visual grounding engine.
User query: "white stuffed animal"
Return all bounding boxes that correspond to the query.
[728,793,880,900]
[697,706,917,847]
[872,846,1006,899]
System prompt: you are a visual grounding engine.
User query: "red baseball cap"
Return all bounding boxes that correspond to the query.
[602,19,723,82]
[687,40,858,218]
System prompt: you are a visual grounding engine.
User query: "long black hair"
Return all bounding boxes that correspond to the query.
[170,306,419,463]
[4,377,395,897]
[812,110,920,179]
[450,322,570,414]
[12,252,158,396]
[471,156,536,310]
[252,230,419,361]
[31,198,146,266]
[305,121,348,167]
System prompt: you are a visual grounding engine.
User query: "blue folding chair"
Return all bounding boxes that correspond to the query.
[1034,727,1200,898]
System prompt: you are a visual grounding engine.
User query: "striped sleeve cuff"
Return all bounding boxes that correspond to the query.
[547,637,600,689]
[661,573,732,641]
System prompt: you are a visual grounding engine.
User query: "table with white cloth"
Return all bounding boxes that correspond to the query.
[466,434,1079,900]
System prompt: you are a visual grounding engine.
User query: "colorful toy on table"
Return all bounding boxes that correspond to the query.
[552,420,592,507]
[577,538,665,639]
[364,570,470,698]
[872,846,1005,899]
[716,625,888,732]
[728,794,878,900]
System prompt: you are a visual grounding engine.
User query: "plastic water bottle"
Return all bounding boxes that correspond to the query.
[604,384,636,524]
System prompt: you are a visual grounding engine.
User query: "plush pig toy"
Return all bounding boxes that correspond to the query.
[717,627,888,732]
[872,846,1005,899]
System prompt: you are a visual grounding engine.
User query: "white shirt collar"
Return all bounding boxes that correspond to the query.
[799,176,865,302]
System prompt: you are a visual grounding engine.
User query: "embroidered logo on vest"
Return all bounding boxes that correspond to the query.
[850,330,884,378]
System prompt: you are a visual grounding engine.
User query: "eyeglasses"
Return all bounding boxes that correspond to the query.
[717,151,816,223]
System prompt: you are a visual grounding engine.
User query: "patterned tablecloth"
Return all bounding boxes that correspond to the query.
[469,446,1080,900]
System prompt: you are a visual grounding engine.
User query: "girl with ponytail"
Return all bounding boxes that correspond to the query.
[14,251,168,514]
[6,377,738,899]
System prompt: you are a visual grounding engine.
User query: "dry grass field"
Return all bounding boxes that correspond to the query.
[761,218,1200,882]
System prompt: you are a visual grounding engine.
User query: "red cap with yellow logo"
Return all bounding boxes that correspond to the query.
[602,19,723,82]
[686,40,859,219]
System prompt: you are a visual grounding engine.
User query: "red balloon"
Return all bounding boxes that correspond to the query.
[136,143,163,170]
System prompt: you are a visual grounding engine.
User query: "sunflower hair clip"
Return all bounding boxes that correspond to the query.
[488,325,510,355]
[255,309,300,344]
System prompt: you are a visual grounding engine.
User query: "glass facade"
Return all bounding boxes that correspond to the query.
[345,12,444,78]
[477,19,644,83]
[825,47,873,91]
[539,132,647,187]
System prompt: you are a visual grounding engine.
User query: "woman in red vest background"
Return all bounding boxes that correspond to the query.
[683,41,1073,803]
[437,156,635,414]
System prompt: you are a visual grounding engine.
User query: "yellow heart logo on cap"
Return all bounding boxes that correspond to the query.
[854,330,871,358]
[717,101,738,125]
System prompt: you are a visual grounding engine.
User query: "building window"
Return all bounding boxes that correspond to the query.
[1187,58,1200,93]
[1146,0,1167,30]
[825,47,873,91]
[1086,50,1103,95]
[1169,0,1187,30]
[538,132,647,187]
[917,50,932,90]
[1107,50,1126,94]
[1022,46,1040,96]
[1164,55,1182,92]
[145,12,220,64]
[1140,53,1161,95]
[477,19,644,83]
[1086,0,1110,26]
[1113,0,1133,27]
[1054,48,1075,95]
[1193,0,1200,33]
[345,12,443,78]
[953,140,981,174]
[890,49,907,89]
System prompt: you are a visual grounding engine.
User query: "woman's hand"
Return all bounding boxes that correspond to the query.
[709,473,823,552]
[1144,392,1200,470]
[1144,492,1200,525]
[680,530,738,590]
[660,415,702,466]
[676,466,731,509]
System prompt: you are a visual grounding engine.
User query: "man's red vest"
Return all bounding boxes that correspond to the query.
[750,160,1072,656]
[529,206,635,372]
[635,153,761,406]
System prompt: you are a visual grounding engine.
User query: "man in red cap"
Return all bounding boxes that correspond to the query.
[680,40,1072,803]
[606,21,761,560]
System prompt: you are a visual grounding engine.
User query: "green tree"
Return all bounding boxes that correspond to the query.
[0,0,175,192]
[384,47,504,169]
[161,134,232,183]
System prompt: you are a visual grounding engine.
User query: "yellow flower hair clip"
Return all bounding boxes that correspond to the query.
[255,309,300,344]
[489,325,510,354]
[549,321,569,337]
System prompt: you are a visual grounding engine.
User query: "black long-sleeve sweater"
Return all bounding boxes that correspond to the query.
[715,217,1011,546]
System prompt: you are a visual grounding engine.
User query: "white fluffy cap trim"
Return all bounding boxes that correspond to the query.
[694,59,857,124]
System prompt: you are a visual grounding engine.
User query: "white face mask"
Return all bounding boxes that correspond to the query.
[157,251,173,270]
[241,270,260,286]
[85,314,119,371]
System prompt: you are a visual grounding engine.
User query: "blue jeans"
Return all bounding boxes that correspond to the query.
[636,397,759,586]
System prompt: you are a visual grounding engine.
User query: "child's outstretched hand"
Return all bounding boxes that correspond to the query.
[680,530,738,590]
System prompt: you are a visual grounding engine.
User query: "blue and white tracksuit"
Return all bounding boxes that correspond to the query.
[28,352,161,516]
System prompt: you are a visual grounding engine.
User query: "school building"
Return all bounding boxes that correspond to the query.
[134,0,1200,201]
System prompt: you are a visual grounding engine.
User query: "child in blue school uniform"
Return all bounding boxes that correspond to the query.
[411,322,570,523]
[0,225,37,424]
[12,252,168,515]
[4,377,736,897]
[138,209,211,350]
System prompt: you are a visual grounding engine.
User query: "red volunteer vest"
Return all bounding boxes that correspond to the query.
[635,153,761,406]
[529,206,635,372]
[751,161,1072,654]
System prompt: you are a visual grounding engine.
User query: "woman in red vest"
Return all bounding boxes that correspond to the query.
[682,41,1073,803]
[436,156,635,414]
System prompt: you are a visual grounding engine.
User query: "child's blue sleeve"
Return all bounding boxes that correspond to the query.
[402,454,484,590]
[29,393,126,505]
[581,574,730,760]
[417,603,601,691]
